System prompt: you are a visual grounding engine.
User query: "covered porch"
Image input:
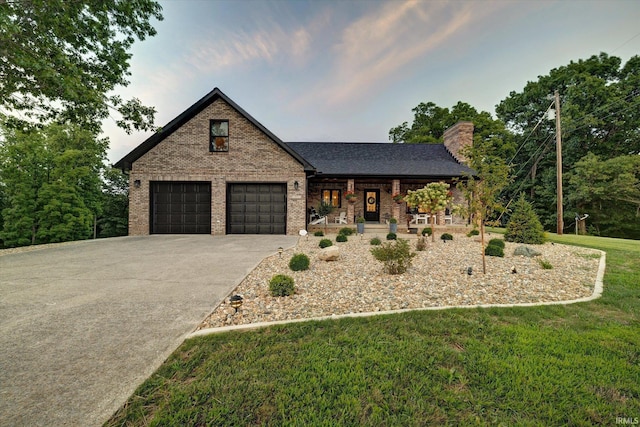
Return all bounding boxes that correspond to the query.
[306,177,468,230]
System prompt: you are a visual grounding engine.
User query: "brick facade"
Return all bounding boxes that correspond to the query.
[127,98,306,236]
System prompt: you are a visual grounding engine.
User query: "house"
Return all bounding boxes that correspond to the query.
[114,87,475,236]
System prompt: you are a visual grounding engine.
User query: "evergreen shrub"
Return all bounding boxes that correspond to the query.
[505,194,545,244]
[319,239,333,248]
[269,274,295,297]
[289,253,310,271]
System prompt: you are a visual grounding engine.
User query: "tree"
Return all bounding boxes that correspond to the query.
[505,194,545,244]
[567,153,640,239]
[98,167,129,238]
[456,138,510,274]
[496,53,640,232]
[0,122,106,246]
[0,0,163,132]
[389,101,515,159]
[403,182,452,242]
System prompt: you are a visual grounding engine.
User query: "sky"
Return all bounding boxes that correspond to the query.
[105,0,640,164]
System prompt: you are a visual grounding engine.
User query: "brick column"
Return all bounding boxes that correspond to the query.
[347,179,355,223]
[391,179,401,220]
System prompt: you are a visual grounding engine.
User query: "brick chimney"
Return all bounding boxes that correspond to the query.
[443,121,474,164]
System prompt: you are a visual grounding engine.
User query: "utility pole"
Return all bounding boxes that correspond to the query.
[554,90,564,235]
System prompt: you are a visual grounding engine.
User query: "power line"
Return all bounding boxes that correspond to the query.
[507,100,555,165]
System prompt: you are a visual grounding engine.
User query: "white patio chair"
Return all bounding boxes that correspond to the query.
[334,211,347,224]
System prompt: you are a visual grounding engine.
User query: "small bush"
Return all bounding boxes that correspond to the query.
[416,236,427,251]
[288,253,310,271]
[336,234,348,242]
[467,229,480,237]
[370,238,416,274]
[319,239,333,248]
[339,227,355,236]
[505,194,545,244]
[539,259,553,269]
[269,274,295,297]
[487,238,505,249]
[386,232,397,240]
[313,230,324,237]
[370,237,382,246]
[440,233,453,241]
[485,244,504,257]
[421,227,432,236]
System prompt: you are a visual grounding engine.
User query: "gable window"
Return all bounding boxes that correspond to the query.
[322,189,341,208]
[210,119,229,152]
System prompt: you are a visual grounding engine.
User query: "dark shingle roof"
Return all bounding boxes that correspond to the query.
[286,142,475,178]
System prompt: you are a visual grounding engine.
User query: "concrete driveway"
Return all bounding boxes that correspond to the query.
[0,234,297,426]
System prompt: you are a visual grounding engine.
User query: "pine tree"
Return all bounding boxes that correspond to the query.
[505,194,545,244]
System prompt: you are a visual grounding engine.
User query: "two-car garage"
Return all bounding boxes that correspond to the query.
[150,182,286,235]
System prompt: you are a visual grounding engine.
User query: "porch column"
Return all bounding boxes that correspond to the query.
[347,179,355,224]
[392,179,401,220]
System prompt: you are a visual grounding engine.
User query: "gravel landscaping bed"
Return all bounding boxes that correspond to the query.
[198,234,602,329]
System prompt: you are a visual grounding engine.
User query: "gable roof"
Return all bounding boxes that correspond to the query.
[113,87,313,171]
[285,142,476,178]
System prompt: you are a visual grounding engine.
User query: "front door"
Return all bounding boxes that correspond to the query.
[364,189,380,222]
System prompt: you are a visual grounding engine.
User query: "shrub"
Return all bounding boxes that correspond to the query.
[487,238,505,249]
[467,229,480,237]
[440,233,453,241]
[269,274,295,297]
[313,230,324,237]
[339,227,355,236]
[416,236,427,251]
[319,239,333,248]
[421,227,432,236]
[484,244,504,257]
[505,194,545,244]
[336,234,348,242]
[386,232,397,240]
[539,259,553,269]
[370,239,416,274]
[288,253,310,271]
[389,217,398,224]
[370,237,382,246]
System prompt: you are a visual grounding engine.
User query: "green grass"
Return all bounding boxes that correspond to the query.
[106,234,640,426]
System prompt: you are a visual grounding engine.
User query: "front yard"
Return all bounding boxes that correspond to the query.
[106,233,640,426]
[199,233,601,329]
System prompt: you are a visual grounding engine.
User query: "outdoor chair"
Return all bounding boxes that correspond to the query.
[334,211,347,224]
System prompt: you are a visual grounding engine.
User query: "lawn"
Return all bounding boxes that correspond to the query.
[106,233,640,426]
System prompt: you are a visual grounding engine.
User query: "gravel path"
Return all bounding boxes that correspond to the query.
[199,234,602,329]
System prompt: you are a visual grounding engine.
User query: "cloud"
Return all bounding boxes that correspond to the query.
[289,0,506,111]
[183,19,314,75]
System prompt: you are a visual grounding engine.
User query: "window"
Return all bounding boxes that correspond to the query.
[210,119,229,152]
[322,189,341,208]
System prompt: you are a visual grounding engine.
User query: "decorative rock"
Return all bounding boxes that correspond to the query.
[318,245,340,261]
[197,236,601,329]
[513,245,542,257]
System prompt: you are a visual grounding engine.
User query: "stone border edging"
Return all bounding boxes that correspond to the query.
[187,250,606,339]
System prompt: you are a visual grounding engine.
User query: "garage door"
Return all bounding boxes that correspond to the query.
[151,182,211,234]
[227,183,287,234]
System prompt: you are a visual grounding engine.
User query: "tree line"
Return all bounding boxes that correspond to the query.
[390,53,640,239]
[0,0,162,248]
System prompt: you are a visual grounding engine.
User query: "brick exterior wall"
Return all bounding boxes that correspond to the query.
[443,121,474,164]
[128,98,306,236]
